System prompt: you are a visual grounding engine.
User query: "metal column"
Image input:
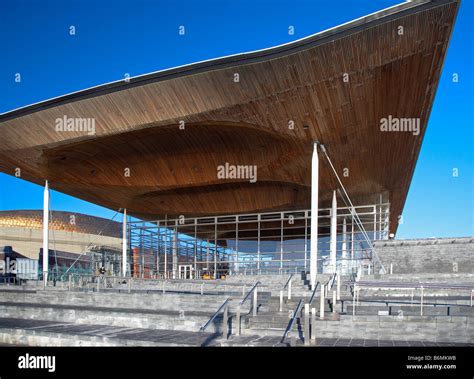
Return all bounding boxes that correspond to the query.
[342,217,347,274]
[172,224,178,279]
[310,142,319,288]
[122,208,127,277]
[330,190,337,273]
[42,180,49,286]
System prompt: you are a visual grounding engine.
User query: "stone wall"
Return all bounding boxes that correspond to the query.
[374,237,474,274]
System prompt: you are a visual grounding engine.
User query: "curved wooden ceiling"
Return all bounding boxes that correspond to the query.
[0,0,459,234]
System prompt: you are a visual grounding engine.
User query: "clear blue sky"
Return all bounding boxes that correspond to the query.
[0,0,472,238]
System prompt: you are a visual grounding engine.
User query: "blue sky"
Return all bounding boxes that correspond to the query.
[0,0,472,238]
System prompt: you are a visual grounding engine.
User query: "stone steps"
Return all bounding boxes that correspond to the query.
[0,318,223,346]
[0,288,230,313]
[246,314,474,344]
[0,301,225,333]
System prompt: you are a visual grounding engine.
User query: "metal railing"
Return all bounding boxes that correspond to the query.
[235,281,261,336]
[199,297,232,339]
[0,276,21,285]
[308,281,320,306]
[279,274,294,312]
[281,298,304,345]
[328,272,337,291]
[348,280,474,316]
[66,273,248,296]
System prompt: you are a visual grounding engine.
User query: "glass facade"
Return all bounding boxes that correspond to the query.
[128,202,390,279]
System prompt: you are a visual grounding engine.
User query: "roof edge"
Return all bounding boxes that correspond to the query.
[0,0,457,122]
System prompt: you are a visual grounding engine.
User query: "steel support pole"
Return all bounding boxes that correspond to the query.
[288,278,292,300]
[352,285,356,316]
[236,305,241,335]
[156,221,160,275]
[342,217,347,274]
[42,180,50,287]
[164,219,168,278]
[351,217,354,271]
[330,190,337,273]
[420,286,424,316]
[310,143,319,288]
[253,287,258,316]
[214,222,218,278]
[193,223,197,279]
[304,215,308,272]
[280,218,283,272]
[172,226,178,279]
[257,216,261,274]
[304,304,310,346]
[223,305,229,339]
[122,208,127,277]
[320,284,325,319]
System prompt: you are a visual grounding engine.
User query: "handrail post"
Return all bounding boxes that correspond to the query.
[236,305,241,336]
[336,273,341,301]
[332,290,336,313]
[223,304,229,339]
[68,275,71,292]
[253,286,258,316]
[289,333,296,347]
[279,290,284,312]
[352,284,356,316]
[288,277,292,300]
[311,307,316,343]
[320,284,325,319]
[304,303,310,346]
[128,278,131,293]
[420,286,424,316]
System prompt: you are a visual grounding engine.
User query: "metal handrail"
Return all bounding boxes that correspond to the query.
[349,280,474,317]
[328,272,337,290]
[346,281,474,290]
[239,281,261,306]
[282,274,294,290]
[308,281,320,306]
[199,297,231,332]
[235,281,261,336]
[281,298,304,344]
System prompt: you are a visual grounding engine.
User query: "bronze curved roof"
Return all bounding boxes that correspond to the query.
[0,0,459,235]
[0,210,122,238]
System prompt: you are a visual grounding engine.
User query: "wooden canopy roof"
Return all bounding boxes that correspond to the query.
[0,0,459,235]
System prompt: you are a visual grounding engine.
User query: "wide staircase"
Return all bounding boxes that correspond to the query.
[0,271,472,346]
[240,272,474,346]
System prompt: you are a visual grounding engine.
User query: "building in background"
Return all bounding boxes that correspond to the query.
[0,210,122,278]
